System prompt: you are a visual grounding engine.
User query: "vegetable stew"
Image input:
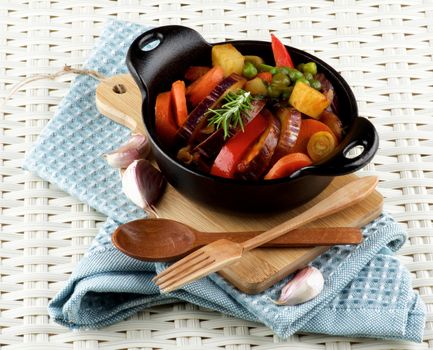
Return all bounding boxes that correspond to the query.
[154,34,344,180]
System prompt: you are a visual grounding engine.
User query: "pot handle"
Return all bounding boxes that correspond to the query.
[300,117,379,176]
[126,25,210,105]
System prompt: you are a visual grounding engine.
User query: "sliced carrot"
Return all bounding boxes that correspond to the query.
[186,66,225,107]
[307,131,336,162]
[264,153,312,180]
[290,118,336,154]
[155,91,178,147]
[257,71,273,84]
[171,80,188,127]
[184,66,210,82]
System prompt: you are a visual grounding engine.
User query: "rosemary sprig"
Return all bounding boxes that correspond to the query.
[206,89,253,139]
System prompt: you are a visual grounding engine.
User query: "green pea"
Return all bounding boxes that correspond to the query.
[242,61,258,79]
[289,70,303,81]
[297,77,310,86]
[281,86,294,100]
[277,67,291,75]
[285,67,295,76]
[258,63,275,72]
[303,62,317,75]
[297,63,305,72]
[272,72,290,86]
[310,79,322,90]
[244,55,265,67]
[267,85,281,98]
[304,72,314,82]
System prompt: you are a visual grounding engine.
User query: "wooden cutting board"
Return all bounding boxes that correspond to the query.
[96,74,383,294]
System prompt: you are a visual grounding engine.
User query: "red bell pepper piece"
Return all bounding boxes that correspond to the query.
[210,114,268,178]
[271,34,294,68]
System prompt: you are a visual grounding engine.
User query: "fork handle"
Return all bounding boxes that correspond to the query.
[241,176,378,251]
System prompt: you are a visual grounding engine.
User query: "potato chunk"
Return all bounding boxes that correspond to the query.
[244,77,268,96]
[289,81,330,119]
[212,44,244,77]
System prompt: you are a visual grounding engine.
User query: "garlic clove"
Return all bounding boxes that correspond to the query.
[122,159,166,210]
[105,134,151,168]
[273,266,324,306]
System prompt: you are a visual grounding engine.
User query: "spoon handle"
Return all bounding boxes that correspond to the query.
[241,176,378,251]
[193,227,362,247]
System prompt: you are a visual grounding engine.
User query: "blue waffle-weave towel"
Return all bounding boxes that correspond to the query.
[23,19,425,341]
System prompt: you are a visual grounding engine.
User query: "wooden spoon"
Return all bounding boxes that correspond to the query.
[112,218,362,262]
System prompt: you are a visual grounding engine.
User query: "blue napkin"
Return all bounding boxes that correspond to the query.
[23,19,426,342]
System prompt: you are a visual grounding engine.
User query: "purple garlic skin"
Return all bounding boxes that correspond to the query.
[105,134,151,168]
[274,266,324,306]
[122,159,166,209]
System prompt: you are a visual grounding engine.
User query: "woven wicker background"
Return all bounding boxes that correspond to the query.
[1,1,432,349]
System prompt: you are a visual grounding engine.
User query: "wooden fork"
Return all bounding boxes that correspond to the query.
[154,176,378,293]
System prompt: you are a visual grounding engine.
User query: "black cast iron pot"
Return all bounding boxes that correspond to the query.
[126,25,378,212]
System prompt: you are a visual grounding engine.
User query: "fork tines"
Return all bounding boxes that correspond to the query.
[153,249,215,292]
[153,239,243,293]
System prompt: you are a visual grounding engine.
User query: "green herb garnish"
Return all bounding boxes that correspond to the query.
[206,89,253,139]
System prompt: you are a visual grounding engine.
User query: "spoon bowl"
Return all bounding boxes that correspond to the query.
[113,219,197,261]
